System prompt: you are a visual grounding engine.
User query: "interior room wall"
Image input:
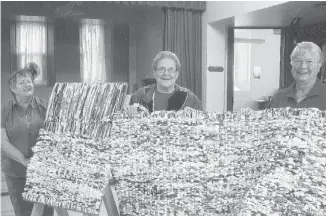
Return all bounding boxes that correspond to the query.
[205,1,287,24]
[202,1,288,112]
[54,19,80,84]
[1,2,162,102]
[112,24,129,83]
[135,9,162,88]
[128,24,139,94]
[1,21,11,100]
[203,22,228,112]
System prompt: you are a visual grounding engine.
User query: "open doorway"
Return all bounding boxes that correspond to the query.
[228,28,281,111]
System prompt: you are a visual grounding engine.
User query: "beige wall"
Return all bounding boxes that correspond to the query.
[1,2,162,103]
[202,21,229,112]
[202,1,288,112]
[135,10,162,88]
[206,1,287,24]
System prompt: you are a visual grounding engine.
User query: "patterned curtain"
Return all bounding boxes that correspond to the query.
[80,19,106,82]
[162,8,202,100]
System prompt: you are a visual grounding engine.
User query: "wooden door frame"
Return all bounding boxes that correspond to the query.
[226,27,234,111]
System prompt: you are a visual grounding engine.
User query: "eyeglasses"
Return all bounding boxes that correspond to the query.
[291,59,320,67]
[155,67,177,74]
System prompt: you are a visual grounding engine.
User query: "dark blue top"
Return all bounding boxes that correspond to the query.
[268,79,326,110]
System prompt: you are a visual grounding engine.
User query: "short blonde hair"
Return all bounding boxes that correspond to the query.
[291,41,324,63]
[152,51,181,71]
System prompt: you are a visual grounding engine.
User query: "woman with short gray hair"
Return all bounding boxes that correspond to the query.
[128,51,202,113]
[1,63,53,216]
[152,50,182,72]
[269,41,326,110]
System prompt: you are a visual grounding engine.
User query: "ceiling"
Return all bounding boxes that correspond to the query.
[2,1,325,28]
[1,2,158,22]
[234,1,326,27]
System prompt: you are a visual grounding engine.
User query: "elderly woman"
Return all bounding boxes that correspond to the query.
[321,41,326,82]
[269,41,326,110]
[1,63,53,216]
[128,51,202,113]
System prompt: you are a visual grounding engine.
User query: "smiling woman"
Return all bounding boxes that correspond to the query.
[1,62,54,216]
[127,51,203,114]
[269,41,326,110]
[290,45,322,85]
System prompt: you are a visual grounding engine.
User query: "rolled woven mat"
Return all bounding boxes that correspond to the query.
[23,82,128,215]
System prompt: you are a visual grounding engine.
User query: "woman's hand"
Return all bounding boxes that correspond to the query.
[124,103,148,116]
[23,158,30,167]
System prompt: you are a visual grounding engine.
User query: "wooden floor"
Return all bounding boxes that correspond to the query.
[1,172,81,216]
[1,172,15,216]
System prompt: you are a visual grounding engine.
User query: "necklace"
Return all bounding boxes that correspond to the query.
[16,108,33,131]
[153,91,156,112]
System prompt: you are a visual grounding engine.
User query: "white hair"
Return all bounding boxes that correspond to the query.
[152,51,181,71]
[291,41,323,63]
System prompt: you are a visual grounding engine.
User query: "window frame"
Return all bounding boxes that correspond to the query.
[10,15,55,87]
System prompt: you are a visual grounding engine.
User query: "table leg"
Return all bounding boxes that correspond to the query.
[54,207,70,216]
[31,203,44,216]
[103,185,119,216]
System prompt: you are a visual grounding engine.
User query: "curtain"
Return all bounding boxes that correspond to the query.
[80,19,106,82]
[12,16,50,86]
[279,27,295,90]
[113,1,206,11]
[162,8,202,100]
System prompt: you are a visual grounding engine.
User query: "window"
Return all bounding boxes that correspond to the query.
[15,16,48,85]
[80,19,106,82]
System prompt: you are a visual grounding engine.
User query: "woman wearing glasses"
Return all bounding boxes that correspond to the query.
[269,41,326,110]
[128,51,202,113]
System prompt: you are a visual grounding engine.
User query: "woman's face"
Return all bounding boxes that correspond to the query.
[11,73,34,97]
[153,57,179,89]
[291,50,322,84]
